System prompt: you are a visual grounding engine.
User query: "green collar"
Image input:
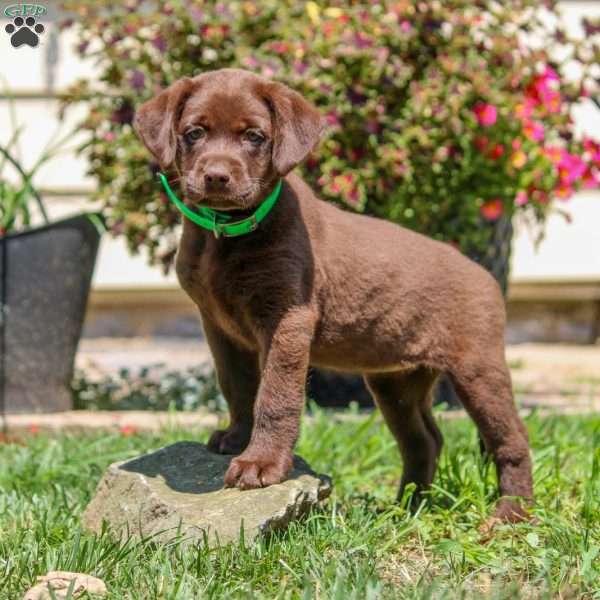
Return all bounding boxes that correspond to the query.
[158,172,282,238]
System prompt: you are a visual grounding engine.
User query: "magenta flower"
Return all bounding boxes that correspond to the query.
[527,66,562,114]
[515,98,535,120]
[242,56,259,68]
[151,35,167,52]
[581,168,599,189]
[473,103,497,127]
[558,150,586,184]
[540,88,561,113]
[326,111,341,127]
[542,65,559,81]
[353,32,373,49]
[523,120,544,142]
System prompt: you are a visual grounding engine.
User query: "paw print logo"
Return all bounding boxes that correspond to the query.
[5,16,45,48]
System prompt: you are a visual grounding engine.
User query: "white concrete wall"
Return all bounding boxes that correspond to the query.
[1,1,599,292]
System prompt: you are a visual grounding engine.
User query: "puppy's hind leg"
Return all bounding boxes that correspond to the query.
[449,351,533,522]
[364,367,442,508]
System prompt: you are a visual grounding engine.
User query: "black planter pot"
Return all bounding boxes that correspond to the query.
[308,218,514,408]
[0,214,102,413]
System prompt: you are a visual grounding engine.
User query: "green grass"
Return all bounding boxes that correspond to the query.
[1,409,599,599]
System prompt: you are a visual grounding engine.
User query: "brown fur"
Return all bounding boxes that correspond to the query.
[134,68,533,520]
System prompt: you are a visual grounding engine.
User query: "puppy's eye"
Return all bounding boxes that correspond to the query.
[244,130,265,146]
[184,128,206,144]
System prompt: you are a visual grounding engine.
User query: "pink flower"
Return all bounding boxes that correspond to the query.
[581,168,600,189]
[326,111,341,127]
[480,199,503,221]
[526,66,562,114]
[270,41,289,53]
[120,424,137,436]
[293,61,308,75]
[542,145,562,165]
[542,65,559,81]
[558,151,586,184]
[523,120,544,142]
[583,137,600,164]
[473,103,498,126]
[243,55,259,68]
[515,191,528,206]
[400,20,412,33]
[542,89,561,113]
[353,31,373,49]
[346,187,361,207]
[555,184,574,201]
[515,98,535,120]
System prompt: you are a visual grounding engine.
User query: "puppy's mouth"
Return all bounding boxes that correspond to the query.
[183,184,255,212]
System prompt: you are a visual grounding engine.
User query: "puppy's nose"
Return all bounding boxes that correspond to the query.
[204,167,231,191]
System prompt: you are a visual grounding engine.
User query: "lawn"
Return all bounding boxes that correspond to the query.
[1,409,598,599]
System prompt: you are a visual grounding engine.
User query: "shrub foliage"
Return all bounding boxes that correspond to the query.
[61,0,600,267]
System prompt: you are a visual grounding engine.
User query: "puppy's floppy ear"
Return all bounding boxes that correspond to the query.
[264,82,325,176]
[133,77,194,169]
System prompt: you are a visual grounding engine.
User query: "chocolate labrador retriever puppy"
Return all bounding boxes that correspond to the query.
[134,68,533,521]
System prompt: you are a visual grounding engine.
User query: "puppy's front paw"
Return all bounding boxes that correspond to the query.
[207,426,251,455]
[224,449,293,490]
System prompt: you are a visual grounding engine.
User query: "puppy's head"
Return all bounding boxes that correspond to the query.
[134,69,324,211]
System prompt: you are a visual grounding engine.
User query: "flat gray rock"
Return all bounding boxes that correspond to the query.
[82,442,331,546]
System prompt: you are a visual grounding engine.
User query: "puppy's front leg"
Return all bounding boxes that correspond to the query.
[224,307,314,490]
[202,318,260,455]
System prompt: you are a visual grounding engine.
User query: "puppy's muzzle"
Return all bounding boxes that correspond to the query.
[203,165,231,193]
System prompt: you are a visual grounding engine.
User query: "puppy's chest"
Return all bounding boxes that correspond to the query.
[176,249,270,346]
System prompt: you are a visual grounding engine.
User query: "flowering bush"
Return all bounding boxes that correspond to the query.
[60,0,600,268]
[71,363,223,411]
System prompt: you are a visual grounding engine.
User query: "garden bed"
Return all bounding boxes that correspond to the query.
[1,411,598,598]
